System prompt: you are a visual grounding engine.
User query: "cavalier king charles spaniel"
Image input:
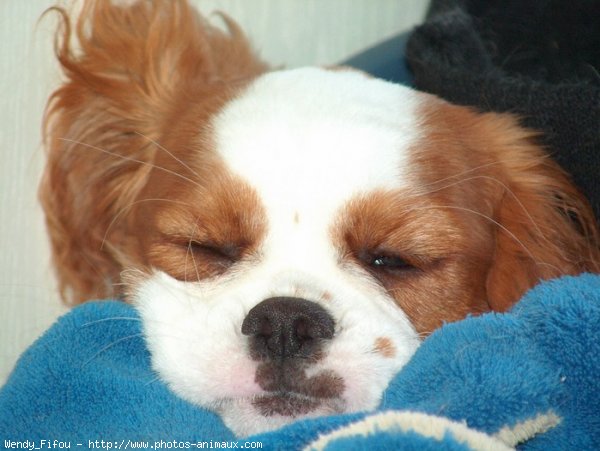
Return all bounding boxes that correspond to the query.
[40,0,599,436]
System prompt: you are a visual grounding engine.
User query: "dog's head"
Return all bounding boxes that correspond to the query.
[41,0,599,436]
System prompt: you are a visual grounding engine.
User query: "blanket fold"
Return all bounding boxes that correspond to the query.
[2,275,600,449]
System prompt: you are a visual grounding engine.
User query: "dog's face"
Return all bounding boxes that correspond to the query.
[133,69,428,435]
[120,67,592,435]
[41,1,599,438]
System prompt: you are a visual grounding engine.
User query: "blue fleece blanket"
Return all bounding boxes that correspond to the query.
[2,274,600,450]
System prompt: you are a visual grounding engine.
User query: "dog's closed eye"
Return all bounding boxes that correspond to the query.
[187,240,243,264]
[358,250,417,273]
[157,237,247,280]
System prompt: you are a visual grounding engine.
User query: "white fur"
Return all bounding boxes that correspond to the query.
[133,68,424,436]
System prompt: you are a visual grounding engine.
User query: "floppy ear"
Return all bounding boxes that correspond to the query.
[480,114,600,311]
[40,0,266,304]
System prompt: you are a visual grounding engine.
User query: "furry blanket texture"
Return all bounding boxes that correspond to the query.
[2,274,599,449]
[405,0,600,218]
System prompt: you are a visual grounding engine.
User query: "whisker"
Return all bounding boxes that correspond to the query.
[81,333,143,367]
[185,242,201,284]
[411,155,555,193]
[80,317,141,327]
[135,131,200,179]
[58,137,202,189]
[77,310,174,329]
[112,282,131,288]
[417,175,551,237]
[118,267,148,283]
[183,213,205,284]
[405,174,566,260]
[144,375,162,386]
[412,160,509,190]
[406,204,561,273]
[101,198,193,251]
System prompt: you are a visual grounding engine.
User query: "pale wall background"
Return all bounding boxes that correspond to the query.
[0,0,429,384]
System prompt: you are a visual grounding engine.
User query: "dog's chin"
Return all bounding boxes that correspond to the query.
[216,394,347,437]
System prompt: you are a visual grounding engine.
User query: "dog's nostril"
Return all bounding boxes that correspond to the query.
[241,297,335,359]
[254,317,273,339]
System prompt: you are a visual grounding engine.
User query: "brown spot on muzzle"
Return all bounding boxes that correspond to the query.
[374,337,396,358]
[253,360,345,416]
[255,361,344,398]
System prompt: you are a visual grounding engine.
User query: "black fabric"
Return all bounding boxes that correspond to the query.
[406,0,600,218]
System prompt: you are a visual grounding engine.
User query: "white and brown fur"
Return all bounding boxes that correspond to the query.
[40,0,600,436]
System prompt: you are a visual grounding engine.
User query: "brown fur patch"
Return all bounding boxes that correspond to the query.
[255,361,344,399]
[374,337,396,358]
[40,0,268,303]
[416,96,600,311]
[253,360,344,416]
[321,291,333,302]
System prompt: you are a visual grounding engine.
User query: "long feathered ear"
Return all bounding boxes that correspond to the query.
[480,113,600,311]
[40,0,267,304]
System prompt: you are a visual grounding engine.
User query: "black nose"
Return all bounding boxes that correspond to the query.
[241,297,335,360]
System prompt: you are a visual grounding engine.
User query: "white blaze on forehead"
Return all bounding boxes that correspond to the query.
[214,68,420,203]
[212,67,422,262]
